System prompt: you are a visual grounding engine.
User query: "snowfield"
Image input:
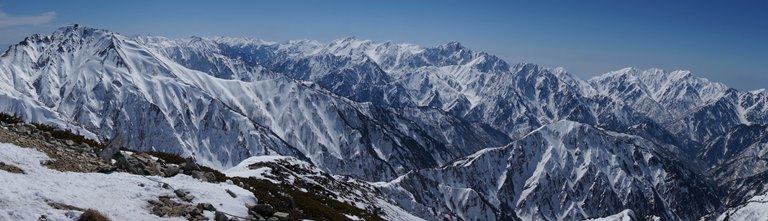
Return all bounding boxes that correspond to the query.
[0,143,256,221]
[584,209,643,221]
[717,192,768,221]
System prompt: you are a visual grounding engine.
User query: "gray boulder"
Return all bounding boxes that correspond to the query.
[214,211,228,221]
[250,204,275,217]
[164,165,180,177]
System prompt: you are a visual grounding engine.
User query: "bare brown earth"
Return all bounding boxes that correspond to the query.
[0,161,24,174]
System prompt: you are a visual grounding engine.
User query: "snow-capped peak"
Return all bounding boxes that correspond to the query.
[438,41,466,51]
[589,67,729,120]
[750,88,767,95]
[51,24,114,40]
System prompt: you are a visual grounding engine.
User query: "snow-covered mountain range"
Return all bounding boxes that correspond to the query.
[1,25,767,220]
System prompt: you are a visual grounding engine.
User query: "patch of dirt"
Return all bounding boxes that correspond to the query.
[0,162,24,174]
[78,209,112,221]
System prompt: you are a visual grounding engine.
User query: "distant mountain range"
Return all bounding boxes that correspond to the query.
[2,24,767,220]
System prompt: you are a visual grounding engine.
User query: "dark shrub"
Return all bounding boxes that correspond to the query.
[0,112,21,124]
[32,123,102,149]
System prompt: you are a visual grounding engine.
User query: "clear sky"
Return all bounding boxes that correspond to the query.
[1,1,766,90]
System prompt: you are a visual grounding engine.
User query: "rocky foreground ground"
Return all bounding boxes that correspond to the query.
[0,118,381,221]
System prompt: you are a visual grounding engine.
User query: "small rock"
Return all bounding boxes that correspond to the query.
[197,203,215,211]
[182,157,201,171]
[42,132,52,141]
[64,140,75,146]
[272,212,290,221]
[250,204,275,217]
[184,206,201,215]
[161,183,170,189]
[184,194,196,202]
[204,172,217,182]
[174,189,188,198]
[164,165,180,177]
[38,214,48,221]
[15,125,28,134]
[225,189,237,198]
[267,217,279,221]
[114,155,132,172]
[214,211,228,221]
[191,170,208,181]
[64,211,78,219]
[23,124,35,132]
[247,210,264,220]
[138,183,145,187]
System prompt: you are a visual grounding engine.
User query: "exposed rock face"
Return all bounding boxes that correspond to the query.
[0,122,111,173]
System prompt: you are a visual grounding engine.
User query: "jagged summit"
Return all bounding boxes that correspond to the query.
[437,41,467,51]
[49,24,120,51]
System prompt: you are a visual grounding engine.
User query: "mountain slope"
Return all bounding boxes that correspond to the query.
[0,25,510,182]
[376,121,721,220]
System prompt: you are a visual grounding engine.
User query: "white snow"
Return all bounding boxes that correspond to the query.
[0,143,256,221]
[586,209,635,221]
[224,155,301,184]
[717,192,768,221]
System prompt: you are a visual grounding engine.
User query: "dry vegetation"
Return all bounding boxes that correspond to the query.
[77,209,111,221]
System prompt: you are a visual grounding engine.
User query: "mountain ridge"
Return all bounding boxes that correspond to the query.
[1,24,767,221]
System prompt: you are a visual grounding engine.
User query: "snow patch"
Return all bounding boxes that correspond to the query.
[0,143,256,221]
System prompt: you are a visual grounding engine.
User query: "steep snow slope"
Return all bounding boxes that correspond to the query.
[0,25,509,181]
[376,121,720,221]
[137,34,751,145]
[590,67,728,123]
[0,143,256,221]
[669,89,768,144]
[709,139,768,183]
[0,25,295,169]
[135,33,766,145]
[717,191,768,221]
[138,36,599,138]
[700,124,768,168]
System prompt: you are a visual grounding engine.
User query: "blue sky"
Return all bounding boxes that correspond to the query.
[0,1,766,90]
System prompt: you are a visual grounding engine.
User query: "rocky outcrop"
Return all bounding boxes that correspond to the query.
[0,121,110,173]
